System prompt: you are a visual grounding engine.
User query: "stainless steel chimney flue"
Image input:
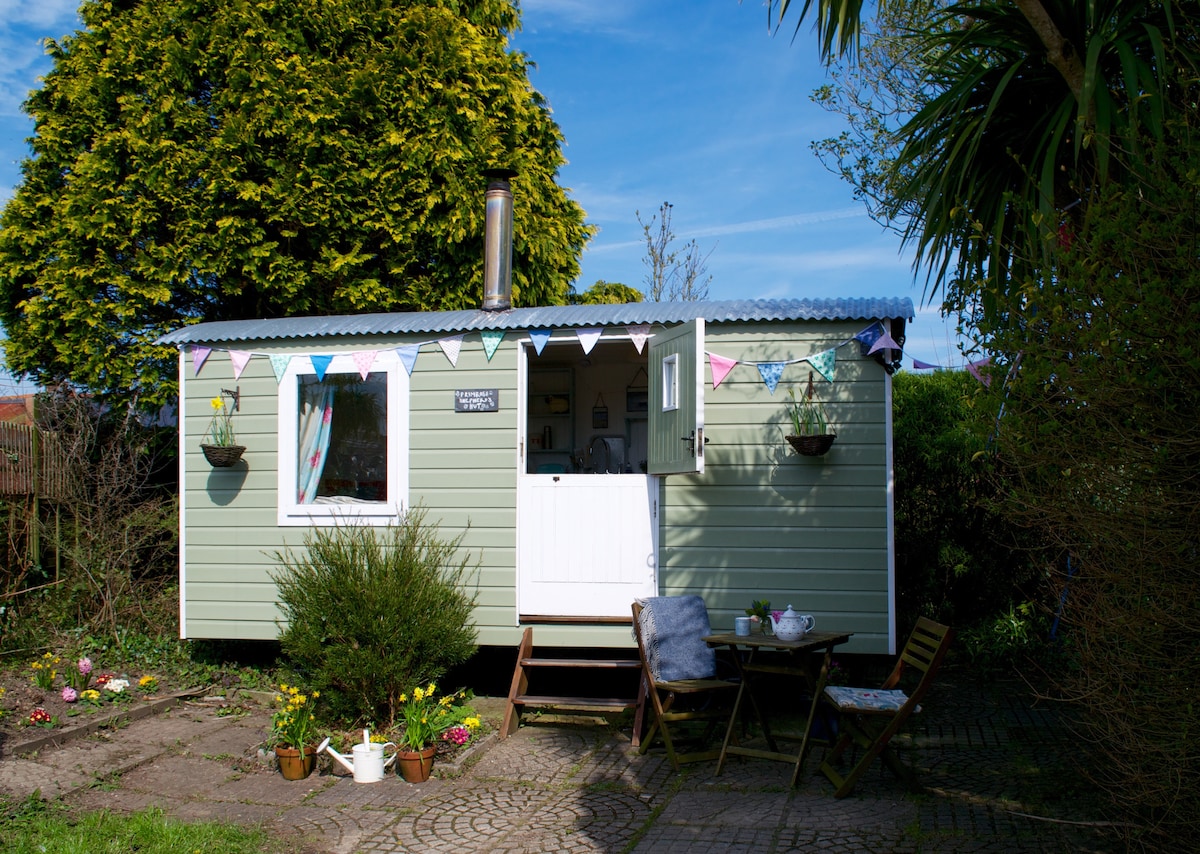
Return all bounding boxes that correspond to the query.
[482,168,516,311]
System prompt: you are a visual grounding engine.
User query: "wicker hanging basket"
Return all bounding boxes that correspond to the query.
[786,434,836,457]
[201,444,246,467]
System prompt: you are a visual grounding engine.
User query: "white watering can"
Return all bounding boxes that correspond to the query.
[317,729,397,783]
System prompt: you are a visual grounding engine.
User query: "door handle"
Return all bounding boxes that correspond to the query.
[680,428,705,457]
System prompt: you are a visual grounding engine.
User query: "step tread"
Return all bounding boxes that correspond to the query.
[512,694,640,710]
[519,657,641,669]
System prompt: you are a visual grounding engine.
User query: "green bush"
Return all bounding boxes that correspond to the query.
[271,507,478,726]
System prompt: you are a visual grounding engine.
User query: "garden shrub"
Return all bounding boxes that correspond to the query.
[892,370,1051,647]
[272,506,478,726]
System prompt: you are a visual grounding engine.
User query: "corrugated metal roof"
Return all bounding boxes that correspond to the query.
[156,297,914,346]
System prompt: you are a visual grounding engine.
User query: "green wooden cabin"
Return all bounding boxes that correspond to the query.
[160,298,912,654]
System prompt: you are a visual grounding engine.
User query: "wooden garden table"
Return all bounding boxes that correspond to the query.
[703,630,852,787]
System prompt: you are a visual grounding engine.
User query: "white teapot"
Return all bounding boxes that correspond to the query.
[771,605,816,641]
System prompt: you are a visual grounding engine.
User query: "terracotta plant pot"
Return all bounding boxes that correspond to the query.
[275,744,317,780]
[396,745,437,783]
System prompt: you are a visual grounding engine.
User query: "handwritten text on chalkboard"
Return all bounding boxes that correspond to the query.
[454,388,499,412]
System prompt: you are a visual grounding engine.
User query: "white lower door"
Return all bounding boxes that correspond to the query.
[517,474,658,618]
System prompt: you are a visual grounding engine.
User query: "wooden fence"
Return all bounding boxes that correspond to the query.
[0,423,69,501]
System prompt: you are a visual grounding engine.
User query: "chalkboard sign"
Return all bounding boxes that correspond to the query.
[454,388,499,412]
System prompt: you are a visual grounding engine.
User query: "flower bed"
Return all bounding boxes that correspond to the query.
[0,654,176,750]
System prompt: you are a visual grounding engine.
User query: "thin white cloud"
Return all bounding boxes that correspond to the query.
[689,207,865,239]
[518,0,636,32]
[586,206,869,254]
[0,0,79,31]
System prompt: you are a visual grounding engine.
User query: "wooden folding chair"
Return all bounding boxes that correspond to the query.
[632,597,739,769]
[817,617,953,797]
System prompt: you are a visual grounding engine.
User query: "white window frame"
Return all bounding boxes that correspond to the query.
[661,353,679,412]
[277,351,409,526]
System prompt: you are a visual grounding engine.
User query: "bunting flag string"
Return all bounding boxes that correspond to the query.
[184,319,901,392]
[911,355,993,386]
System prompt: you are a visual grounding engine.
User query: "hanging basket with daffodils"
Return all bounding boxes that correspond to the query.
[269,684,320,758]
[201,391,245,466]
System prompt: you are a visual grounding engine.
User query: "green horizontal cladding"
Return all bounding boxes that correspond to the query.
[654,321,892,654]
[181,335,520,641]
[181,317,895,654]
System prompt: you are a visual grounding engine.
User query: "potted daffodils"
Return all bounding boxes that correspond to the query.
[269,684,320,780]
[395,683,478,783]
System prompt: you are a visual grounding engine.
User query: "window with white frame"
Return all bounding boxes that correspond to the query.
[277,351,408,525]
[661,353,679,411]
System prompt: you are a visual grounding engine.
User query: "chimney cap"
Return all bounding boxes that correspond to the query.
[483,166,518,186]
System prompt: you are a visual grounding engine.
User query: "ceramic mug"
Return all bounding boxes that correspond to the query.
[734,616,751,637]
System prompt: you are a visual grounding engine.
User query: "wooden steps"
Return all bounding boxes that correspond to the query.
[501,627,646,745]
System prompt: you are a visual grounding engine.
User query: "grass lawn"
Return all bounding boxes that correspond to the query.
[1,798,299,854]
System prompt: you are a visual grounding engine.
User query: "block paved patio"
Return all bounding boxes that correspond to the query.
[0,671,1122,853]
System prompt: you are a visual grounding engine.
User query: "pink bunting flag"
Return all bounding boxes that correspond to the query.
[439,335,464,367]
[191,345,212,376]
[229,350,253,380]
[966,356,992,386]
[912,359,942,370]
[708,353,738,389]
[626,324,651,354]
[352,350,378,380]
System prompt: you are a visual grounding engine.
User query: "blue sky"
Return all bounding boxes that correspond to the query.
[0,0,967,388]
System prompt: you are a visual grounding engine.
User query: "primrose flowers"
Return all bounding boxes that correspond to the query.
[28,707,52,726]
[104,678,130,694]
[139,675,158,693]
